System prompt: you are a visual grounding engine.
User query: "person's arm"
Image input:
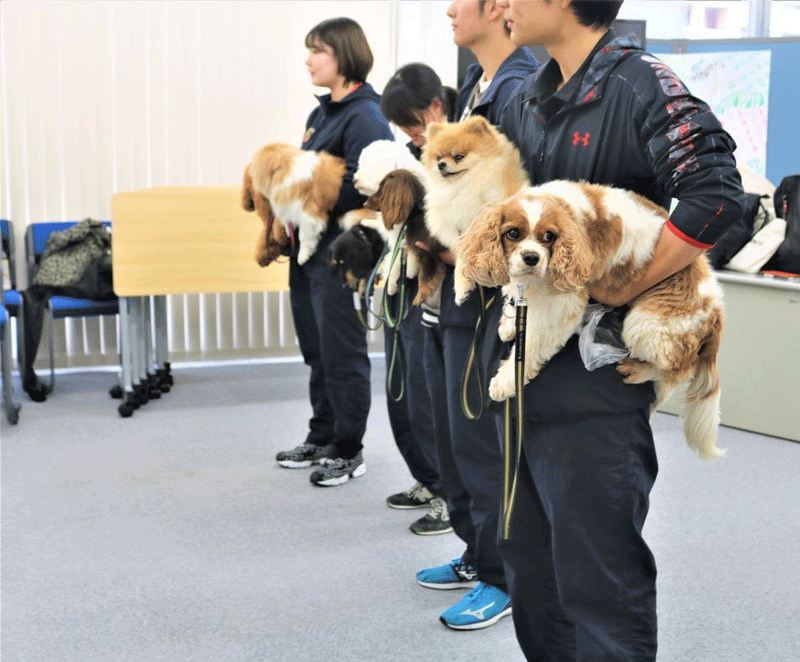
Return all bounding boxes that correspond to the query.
[331,101,394,218]
[592,59,745,305]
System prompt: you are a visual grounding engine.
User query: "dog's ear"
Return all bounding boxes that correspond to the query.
[464,115,493,137]
[242,166,255,211]
[548,208,594,293]
[424,121,446,142]
[457,203,510,287]
[372,170,422,230]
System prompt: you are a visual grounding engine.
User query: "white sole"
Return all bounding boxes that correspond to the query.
[312,462,366,487]
[411,529,454,536]
[386,502,432,510]
[277,459,313,468]
[416,579,477,590]
[441,606,512,630]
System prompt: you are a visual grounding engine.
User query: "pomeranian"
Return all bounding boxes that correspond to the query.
[421,115,528,304]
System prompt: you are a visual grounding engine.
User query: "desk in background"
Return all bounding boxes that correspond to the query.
[112,186,288,415]
[660,270,800,443]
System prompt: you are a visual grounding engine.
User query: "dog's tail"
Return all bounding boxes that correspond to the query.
[683,314,725,460]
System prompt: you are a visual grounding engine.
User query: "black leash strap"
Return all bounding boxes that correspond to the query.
[460,286,494,420]
[502,283,527,541]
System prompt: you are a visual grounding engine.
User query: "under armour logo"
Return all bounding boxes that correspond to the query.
[461,601,496,620]
[572,131,590,147]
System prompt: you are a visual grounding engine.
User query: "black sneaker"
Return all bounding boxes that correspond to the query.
[409,498,453,535]
[276,443,329,468]
[309,452,366,487]
[386,481,434,509]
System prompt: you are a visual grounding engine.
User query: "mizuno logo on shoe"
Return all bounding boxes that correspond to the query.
[460,602,495,620]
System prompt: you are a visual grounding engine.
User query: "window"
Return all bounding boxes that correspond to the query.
[769,1,800,35]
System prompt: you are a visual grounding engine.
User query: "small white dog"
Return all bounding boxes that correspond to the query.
[458,181,726,460]
[245,143,345,265]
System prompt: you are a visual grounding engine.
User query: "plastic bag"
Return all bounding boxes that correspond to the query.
[578,303,629,371]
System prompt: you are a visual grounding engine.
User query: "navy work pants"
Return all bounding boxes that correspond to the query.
[289,230,371,459]
[424,322,507,593]
[384,288,441,496]
[498,406,658,662]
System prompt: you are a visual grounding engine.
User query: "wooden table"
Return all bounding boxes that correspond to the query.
[111,186,289,415]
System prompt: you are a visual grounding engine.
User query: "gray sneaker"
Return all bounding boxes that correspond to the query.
[386,481,434,509]
[410,498,453,536]
[310,452,366,487]
[276,443,329,468]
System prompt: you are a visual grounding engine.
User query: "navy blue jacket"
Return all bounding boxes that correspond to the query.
[441,47,540,328]
[302,83,393,225]
[455,47,540,126]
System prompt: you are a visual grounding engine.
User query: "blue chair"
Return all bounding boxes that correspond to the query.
[1,219,22,318]
[24,221,119,392]
[1,240,21,424]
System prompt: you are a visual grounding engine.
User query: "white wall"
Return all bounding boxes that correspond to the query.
[0,0,458,364]
[0,0,457,281]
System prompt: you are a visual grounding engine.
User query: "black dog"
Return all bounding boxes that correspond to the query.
[329,224,385,293]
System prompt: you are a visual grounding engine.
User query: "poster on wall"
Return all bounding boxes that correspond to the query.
[660,50,770,177]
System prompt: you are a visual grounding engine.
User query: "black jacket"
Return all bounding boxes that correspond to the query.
[441,48,540,328]
[483,32,745,421]
[500,31,745,247]
[302,83,393,225]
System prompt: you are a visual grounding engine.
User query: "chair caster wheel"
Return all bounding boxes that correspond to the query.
[118,401,134,417]
[109,384,124,399]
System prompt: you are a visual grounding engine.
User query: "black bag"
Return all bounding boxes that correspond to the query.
[707,193,768,269]
[764,175,800,274]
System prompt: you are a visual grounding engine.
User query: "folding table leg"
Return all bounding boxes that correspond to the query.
[153,295,172,392]
[116,296,137,417]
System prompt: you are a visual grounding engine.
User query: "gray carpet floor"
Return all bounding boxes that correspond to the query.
[2,359,799,662]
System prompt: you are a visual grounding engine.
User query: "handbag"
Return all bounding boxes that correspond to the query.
[725,216,787,274]
[763,175,800,275]
[707,193,770,269]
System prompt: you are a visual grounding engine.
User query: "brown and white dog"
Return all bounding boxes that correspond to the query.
[241,166,291,266]
[363,168,447,305]
[422,116,528,305]
[458,181,725,460]
[243,143,345,265]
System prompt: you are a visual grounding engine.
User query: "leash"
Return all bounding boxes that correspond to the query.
[381,221,410,329]
[353,228,386,331]
[501,283,527,541]
[460,286,495,420]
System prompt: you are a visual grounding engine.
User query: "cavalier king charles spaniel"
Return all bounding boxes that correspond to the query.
[243,143,345,265]
[363,168,447,305]
[458,180,725,460]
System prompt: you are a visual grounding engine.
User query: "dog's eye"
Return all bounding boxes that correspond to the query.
[453,154,464,163]
[542,231,557,243]
[505,228,521,241]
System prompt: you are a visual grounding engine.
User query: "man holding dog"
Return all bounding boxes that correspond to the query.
[414,0,539,631]
[490,0,745,660]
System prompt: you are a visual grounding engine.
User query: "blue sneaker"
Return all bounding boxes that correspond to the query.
[416,558,477,589]
[439,582,512,630]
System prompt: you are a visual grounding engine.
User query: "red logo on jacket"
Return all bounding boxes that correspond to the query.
[572,131,590,147]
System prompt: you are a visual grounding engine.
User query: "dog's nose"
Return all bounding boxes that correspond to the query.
[522,252,539,267]
[438,161,447,172]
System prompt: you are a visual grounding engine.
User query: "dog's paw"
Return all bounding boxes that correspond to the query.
[616,358,652,384]
[489,363,515,402]
[498,315,515,342]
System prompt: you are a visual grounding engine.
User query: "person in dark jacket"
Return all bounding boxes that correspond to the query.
[413,0,539,632]
[379,63,456,536]
[490,1,746,659]
[275,17,393,487]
